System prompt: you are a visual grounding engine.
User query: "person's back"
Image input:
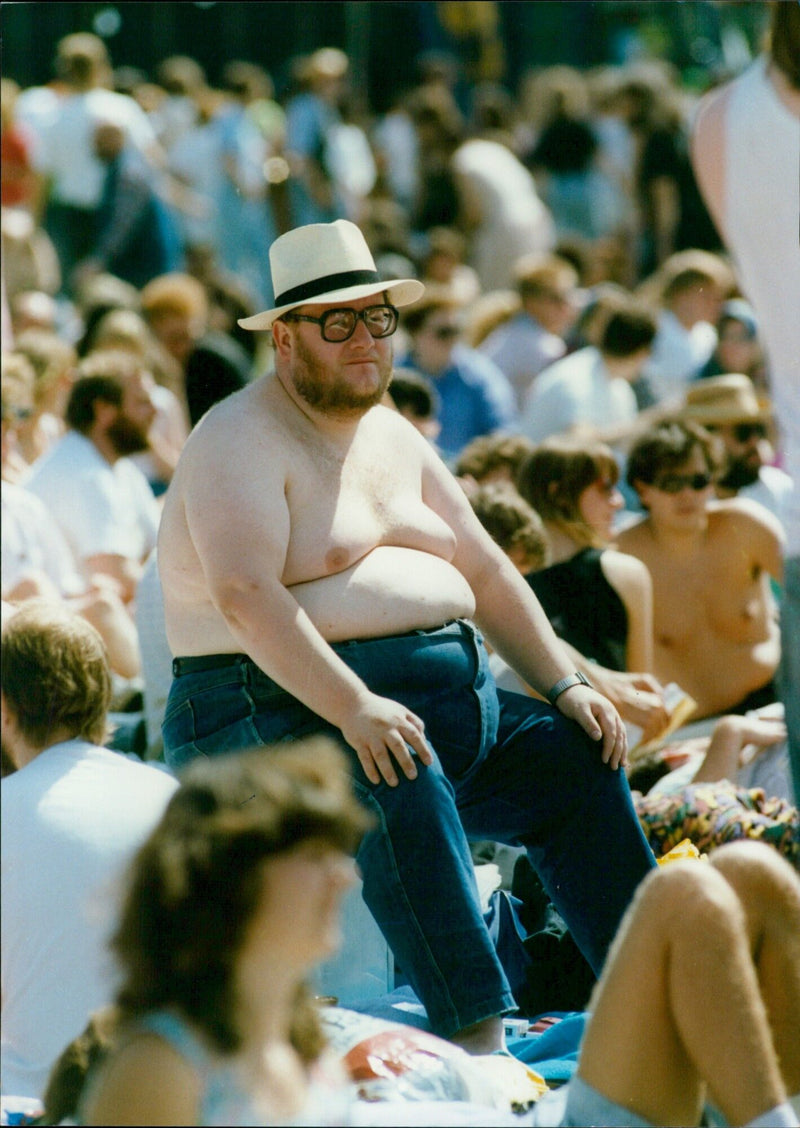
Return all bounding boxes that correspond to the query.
[1,740,178,1098]
[0,601,178,1100]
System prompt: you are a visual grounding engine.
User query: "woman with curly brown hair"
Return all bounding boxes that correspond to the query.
[81,738,371,1126]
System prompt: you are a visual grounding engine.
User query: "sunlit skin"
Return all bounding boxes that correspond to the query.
[273,295,394,416]
[407,313,462,377]
[618,445,784,717]
[577,477,625,544]
[634,449,715,535]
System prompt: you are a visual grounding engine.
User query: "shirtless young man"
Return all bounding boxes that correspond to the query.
[157,220,656,1053]
[618,420,785,721]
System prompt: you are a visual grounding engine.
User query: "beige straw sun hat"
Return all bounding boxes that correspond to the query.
[679,374,772,427]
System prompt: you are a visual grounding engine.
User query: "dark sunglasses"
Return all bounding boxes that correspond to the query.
[282,304,399,343]
[653,472,713,494]
[732,422,768,443]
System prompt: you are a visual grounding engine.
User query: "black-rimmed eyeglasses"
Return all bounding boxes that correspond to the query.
[281,304,399,343]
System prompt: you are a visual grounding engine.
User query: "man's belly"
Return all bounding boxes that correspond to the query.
[165,546,477,655]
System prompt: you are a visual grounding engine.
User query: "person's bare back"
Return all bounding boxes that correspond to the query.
[617,501,782,718]
[158,372,476,658]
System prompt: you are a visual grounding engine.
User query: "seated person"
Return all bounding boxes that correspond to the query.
[2,364,140,678]
[618,420,785,720]
[638,249,736,404]
[519,296,657,446]
[24,349,161,605]
[475,251,580,413]
[395,285,518,462]
[1,600,178,1101]
[696,297,767,390]
[386,366,441,445]
[80,739,369,1127]
[9,328,75,466]
[516,437,656,675]
[679,374,793,530]
[454,431,536,489]
[529,841,800,1127]
[513,437,669,743]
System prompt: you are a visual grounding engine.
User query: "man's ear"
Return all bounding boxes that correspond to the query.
[272,319,292,359]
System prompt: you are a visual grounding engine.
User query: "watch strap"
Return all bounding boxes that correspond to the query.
[547,671,592,705]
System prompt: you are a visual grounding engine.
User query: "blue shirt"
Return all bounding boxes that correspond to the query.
[399,343,517,462]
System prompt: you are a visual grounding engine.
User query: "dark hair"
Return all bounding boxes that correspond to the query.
[516,437,620,549]
[599,304,657,358]
[110,739,372,1059]
[65,351,143,433]
[626,420,723,490]
[389,368,440,419]
[42,1007,120,1126]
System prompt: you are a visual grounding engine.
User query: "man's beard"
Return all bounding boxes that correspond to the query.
[718,454,760,492]
[290,336,392,414]
[106,414,150,456]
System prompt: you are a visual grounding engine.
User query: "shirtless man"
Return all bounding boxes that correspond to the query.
[157,220,656,1053]
[618,420,785,721]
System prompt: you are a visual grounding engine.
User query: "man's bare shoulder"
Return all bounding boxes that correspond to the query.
[177,376,296,466]
[708,496,786,546]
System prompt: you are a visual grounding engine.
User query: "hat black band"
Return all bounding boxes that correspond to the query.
[275,269,382,308]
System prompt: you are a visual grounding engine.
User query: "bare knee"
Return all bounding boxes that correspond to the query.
[709,842,800,938]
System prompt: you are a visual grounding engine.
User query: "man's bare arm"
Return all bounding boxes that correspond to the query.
[421,452,628,768]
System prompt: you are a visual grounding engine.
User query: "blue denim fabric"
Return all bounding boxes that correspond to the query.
[163,620,656,1037]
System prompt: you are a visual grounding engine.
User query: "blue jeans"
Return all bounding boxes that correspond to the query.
[163,620,656,1037]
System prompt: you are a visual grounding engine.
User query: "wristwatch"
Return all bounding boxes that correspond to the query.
[546,671,593,705]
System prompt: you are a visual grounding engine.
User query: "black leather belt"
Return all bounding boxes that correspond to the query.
[172,653,250,676]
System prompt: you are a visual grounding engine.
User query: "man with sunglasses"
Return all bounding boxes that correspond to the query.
[680,374,792,528]
[395,286,517,463]
[157,220,657,1057]
[618,419,785,721]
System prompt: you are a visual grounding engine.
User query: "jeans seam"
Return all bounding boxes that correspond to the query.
[355,779,462,1034]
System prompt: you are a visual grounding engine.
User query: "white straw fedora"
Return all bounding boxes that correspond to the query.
[238,220,425,332]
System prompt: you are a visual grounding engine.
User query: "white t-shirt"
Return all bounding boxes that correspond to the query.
[520,346,638,443]
[1,740,178,1099]
[1,482,84,597]
[452,138,556,293]
[24,431,160,577]
[642,309,717,403]
[478,312,567,413]
[29,88,156,209]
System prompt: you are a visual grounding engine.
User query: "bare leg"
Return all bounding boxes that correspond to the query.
[577,845,795,1126]
[708,843,800,1100]
[694,715,787,784]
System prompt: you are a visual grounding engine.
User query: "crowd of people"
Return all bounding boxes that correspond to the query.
[2,5,799,1126]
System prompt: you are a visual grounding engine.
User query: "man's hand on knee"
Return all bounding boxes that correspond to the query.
[341,692,434,787]
[556,686,628,770]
